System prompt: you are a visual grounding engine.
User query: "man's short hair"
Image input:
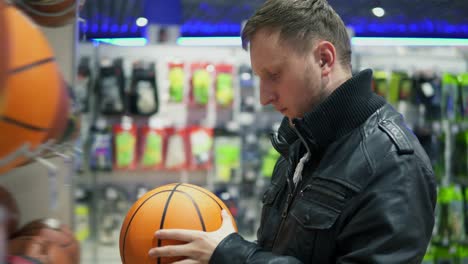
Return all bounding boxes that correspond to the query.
[242,0,352,70]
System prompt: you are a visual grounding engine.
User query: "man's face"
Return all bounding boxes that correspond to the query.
[250,29,325,119]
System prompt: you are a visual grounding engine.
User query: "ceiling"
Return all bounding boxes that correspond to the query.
[78,0,468,39]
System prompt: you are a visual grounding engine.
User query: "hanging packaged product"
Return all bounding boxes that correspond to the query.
[74,187,91,242]
[113,116,137,170]
[453,130,468,182]
[139,120,167,170]
[75,56,92,113]
[168,62,185,103]
[238,64,256,112]
[458,73,468,120]
[165,127,189,170]
[457,242,468,264]
[414,73,443,122]
[441,73,459,121]
[188,126,214,170]
[261,146,281,178]
[97,185,129,246]
[215,63,234,108]
[388,71,413,106]
[190,62,213,107]
[422,243,435,264]
[96,58,126,115]
[89,118,113,171]
[214,135,241,183]
[372,71,388,99]
[433,185,457,263]
[129,61,159,116]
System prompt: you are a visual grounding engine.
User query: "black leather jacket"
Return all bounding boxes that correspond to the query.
[210,69,437,264]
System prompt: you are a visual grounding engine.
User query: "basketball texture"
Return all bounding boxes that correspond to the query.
[14,0,78,28]
[119,183,237,264]
[0,5,66,175]
[12,218,80,264]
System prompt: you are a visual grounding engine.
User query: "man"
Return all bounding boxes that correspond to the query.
[149,0,437,263]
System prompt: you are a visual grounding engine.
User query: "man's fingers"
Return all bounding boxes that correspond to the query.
[148,244,191,258]
[155,229,201,242]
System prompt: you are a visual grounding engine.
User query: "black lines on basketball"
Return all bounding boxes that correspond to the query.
[174,190,207,232]
[9,57,55,75]
[179,184,224,210]
[0,115,49,131]
[157,183,183,264]
[121,189,173,264]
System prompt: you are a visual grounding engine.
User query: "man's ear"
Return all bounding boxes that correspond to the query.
[316,41,336,76]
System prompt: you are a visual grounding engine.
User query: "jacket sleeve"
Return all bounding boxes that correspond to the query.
[336,153,437,263]
[210,233,303,264]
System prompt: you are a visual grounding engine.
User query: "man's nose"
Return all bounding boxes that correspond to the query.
[259,82,275,106]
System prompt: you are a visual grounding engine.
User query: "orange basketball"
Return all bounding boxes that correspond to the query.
[0,5,67,175]
[14,0,79,28]
[120,183,237,264]
[45,78,70,143]
[12,218,80,264]
[0,0,8,94]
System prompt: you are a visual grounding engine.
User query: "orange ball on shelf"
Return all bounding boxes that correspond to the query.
[0,5,68,175]
[15,0,79,28]
[120,183,237,264]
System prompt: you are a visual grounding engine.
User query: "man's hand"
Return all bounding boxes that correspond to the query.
[148,209,236,264]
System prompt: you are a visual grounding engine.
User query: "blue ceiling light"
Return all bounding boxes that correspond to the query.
[101,24,109,32]
[120,24,129,32]
[177,36,242,46]
[92,38,148,46]
[91,24,99,33]
[111,24,119,33]
[180,21,241,37]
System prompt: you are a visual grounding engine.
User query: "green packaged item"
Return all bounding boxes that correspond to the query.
[373,71,388,98]
[216,73,234,107]
[214,137,241,182]
[141,132,163,167]
[115,131,137,168]
[193,69,211,105]
[459,73,468,120]
[261,147,281,178]
[169,67,185,103]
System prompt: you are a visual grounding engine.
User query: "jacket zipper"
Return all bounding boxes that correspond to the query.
[271,123,311,248]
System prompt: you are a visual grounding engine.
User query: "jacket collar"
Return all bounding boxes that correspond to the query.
[273,69,386,157]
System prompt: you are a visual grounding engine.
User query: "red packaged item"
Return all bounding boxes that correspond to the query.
[189,62,214,107]
[188,126,214,170]
[113,117,138,170]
